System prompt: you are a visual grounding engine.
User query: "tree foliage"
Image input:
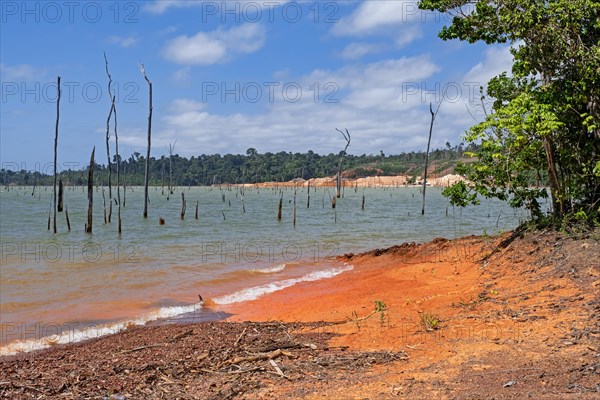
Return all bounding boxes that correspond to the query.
[420,0,600,225]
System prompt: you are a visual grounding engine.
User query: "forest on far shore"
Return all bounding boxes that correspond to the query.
[1,144,474,187]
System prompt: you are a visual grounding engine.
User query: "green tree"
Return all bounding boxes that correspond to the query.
[420,0,600,224]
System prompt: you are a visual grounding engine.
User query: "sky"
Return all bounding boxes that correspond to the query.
[0,0,514,172]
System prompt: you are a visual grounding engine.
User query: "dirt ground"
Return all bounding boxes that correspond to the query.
[1,229,599,399]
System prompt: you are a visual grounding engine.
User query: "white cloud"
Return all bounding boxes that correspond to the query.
[144,0,289,15]
[108,35,138,48]
[464,46,513,87]
[170,98,206,113]
[170,67,192,85]
[0,64,44,81]
[121,49,511,159]
[332,1,421,36]
[338,42,382,59]
[163,24,266,65]
[123,56,457,157]
[143,0,203,14]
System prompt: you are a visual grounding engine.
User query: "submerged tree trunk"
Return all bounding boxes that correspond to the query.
[334,128,351,198]
[114,95,122,234]
[140,64,153,218]
[52,76,61,234]
[422,101,443,215]
[86,147,95,234]
[104,53,115,223]
[181,192,186,220]
[57,179,64,212]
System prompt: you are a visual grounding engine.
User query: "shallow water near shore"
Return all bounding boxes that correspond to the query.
[0,185,537,354]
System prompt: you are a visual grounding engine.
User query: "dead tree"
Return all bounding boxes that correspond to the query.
[180,192,186,220]
[104,53,115,223]
[169,141,176,196]
[65,205,71,231]
[113,90,122,234]
[334,128,351,198]
[421,100,443,215]
[277,192,283,221]
[52,76,61,234]
[86,147,95,234]
[293,188,297,227]
[57,179,64,212]
[140,63,152,218]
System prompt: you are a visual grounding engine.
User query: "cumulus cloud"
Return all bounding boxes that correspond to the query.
[163,24,266,65]
[332,0,422,36]
[122,48,512,158]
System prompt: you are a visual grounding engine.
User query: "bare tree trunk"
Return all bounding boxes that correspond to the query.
[52,76,61,234]
[543,137,564,217]
[102,186,107,224]
[104,53,114,223]
[169,141,176,196]
[140,64,152,218]
[307,182,310,208]
[181,192,186,220]
[86,147,95,234]
[293,189,297,227]
[422,101,443,215]
[334,128,351,198]
[195,200,199,220]
[277,192,283,221]
[65,205,71,231]
[114,93,122,234]
[57,179,64,212]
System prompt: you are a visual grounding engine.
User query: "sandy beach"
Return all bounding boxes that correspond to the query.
[1,231,598,399]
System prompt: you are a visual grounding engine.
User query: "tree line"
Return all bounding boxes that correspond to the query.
[1,145,471,187]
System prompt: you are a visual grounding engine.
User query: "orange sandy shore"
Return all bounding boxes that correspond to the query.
[219,236,493,351]
[212,233,599,398]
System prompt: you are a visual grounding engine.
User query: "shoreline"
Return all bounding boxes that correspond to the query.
[2,231,598,398]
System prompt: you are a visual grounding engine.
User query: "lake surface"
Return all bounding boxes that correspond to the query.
[0,184,536,354]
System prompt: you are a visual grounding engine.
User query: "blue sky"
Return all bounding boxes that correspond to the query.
[0,1,514,171]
